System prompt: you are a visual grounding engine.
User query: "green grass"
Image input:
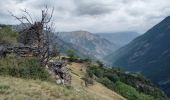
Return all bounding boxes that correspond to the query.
[0,55,52,81]
[0,55,100,100]
[0,76,98,100]
[86,64,168,100]
[0,25,18,44]
[115,81,157,100]
[0,84,10,94]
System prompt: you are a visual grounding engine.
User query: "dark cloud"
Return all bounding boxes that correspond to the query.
[15,0,27,3]
[74,1,113,16]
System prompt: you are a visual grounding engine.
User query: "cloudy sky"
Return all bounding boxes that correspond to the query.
[0,0,170,33]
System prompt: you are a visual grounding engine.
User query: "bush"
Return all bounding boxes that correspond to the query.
[66,49,79,62]
[82,74,94,87]
[0,56,51,81]
[104,73,120,83]
[87,65,104,78]
[96,60,104,68]
[98,77,115,90]
[85,63,167,100]
[114,81,164,100]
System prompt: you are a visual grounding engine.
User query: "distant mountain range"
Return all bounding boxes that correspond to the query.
[105,16,170,97]
[57,31,118,59]
[98,32,139,48]
[12,24,139,60]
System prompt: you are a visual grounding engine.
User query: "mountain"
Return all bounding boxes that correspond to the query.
[58,31,118,59]
[10,24,89,58]
[0,25,125,100]
[98,32,139,48]
[1,24,168,100]
[105,16,170,97]
[12,25,118,59]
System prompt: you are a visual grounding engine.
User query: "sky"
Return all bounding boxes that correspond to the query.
[0,0,170,33]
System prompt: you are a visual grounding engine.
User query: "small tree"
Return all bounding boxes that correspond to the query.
[67,49,78,61]
[96,60,104,68]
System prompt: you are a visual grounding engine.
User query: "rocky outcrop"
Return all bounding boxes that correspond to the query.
[0,45,40,57]
[48,61,71,85]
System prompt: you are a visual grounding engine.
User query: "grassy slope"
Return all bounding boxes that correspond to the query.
[0,62,125,100]
[69,62,126,100]
[0,76,99,100]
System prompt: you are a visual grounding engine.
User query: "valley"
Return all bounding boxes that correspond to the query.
[105,16,170,97]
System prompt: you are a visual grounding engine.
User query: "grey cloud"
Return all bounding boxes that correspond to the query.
[1,0,170,33]
[74,0,113,16]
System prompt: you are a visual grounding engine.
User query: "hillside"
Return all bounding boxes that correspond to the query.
[0,76,99,100]
[105,16,170,97]
[0,24,169,100]
[49,33,88,58]
[69,62,125,100]
[0,25,125,100]
[0,74,125,100]
[58,31,118,59]
[0,55,167,100]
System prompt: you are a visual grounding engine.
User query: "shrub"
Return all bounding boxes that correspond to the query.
[82,74,94,87]
[0,84,10,94]
[0,56,51,81]
[87,65,104,78]
[66,49,79,62]
[104,73,120,83]
[98,77,114,90]
[114,81,164,100]
[96,60,104,68]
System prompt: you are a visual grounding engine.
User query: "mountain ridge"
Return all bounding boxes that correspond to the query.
[57,31,118,59]
[105,16,170,97]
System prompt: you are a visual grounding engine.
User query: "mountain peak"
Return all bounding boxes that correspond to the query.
[72,30,91,33]
[58,31,118,59]
[164,16,170,20]
[70,31,93,37]
[159,16,170,25]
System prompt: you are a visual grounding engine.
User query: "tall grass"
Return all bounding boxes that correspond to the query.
[0,25,18,44]
[0,55,51,81]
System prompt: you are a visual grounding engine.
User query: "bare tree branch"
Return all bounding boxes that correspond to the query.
[20,9,34,24]
[9,11,28,28]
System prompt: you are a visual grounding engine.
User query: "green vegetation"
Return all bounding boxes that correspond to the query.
[0,25,51,81]
[0,25,18,44]
[86,64,168,100]
[98,77,114,90]
[0,84,10,94]
[67,49,79,61]
[0,24,168,100]
[115,81,156,100]
[0,76,98,100]
[104,17,170,98]
[0,55,52,81]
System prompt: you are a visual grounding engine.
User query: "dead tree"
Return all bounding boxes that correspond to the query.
[10,6,55,66]
[10,7,72,86]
